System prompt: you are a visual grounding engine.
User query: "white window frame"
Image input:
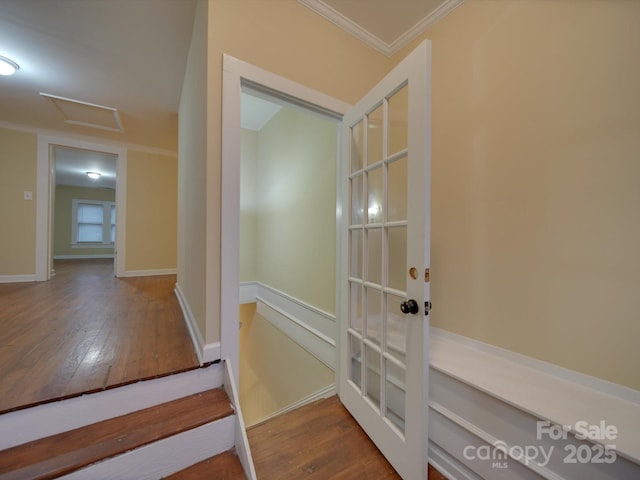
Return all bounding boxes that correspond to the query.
[71,199,115,248]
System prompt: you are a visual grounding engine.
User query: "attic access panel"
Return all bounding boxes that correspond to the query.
[41,93,124,133]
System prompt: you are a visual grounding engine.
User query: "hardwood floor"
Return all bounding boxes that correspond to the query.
[248,396,447,479]
[0,259,199,414]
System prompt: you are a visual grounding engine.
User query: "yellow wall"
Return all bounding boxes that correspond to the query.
[252,108,337,313]
[397,0,640,389]
[178,0,208,336]
[0,128,37,276]
[53,186,115,257]
[240,129,259,282]
[126,150,177,271]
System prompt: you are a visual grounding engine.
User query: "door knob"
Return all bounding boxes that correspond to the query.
[400,299,419,315]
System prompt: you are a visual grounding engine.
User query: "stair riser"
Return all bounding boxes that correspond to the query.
[0,364,223,450]
[60,415,235,480]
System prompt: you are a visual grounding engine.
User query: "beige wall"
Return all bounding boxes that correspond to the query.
[53,186,115,257]
[178,0,208,337]
[253,108,337,313]
[397,0,640,389]
[0,128,37,276]
[126,150,177,271]
[240,129,259,282]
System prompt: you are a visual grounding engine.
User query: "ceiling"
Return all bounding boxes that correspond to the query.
[54,146,117,190]
[0,0,459,182]
[0,0,197,152]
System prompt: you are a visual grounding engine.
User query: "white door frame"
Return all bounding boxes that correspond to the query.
[220,54,350,384]
[36,134,127,280]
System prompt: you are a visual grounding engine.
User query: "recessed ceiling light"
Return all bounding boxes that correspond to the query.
[86,172,101,180]
[0,56,19,76]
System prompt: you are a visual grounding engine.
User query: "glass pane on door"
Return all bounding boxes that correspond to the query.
[386,294,407,364]
[365,345,381,409]
[387,226,407,292]
[367,104,383,165]
[350,229,362,278]
[347,79,413,441]
[350,282,362,334]
[385,359,406,431]
[349,332,362,389]
[351,175,363,225]
[366,228,382,285]
[367,166,383,224]
[388,84,408,155]
[351,120,364,173]
[365,287,382,346]
[388,156,407,222]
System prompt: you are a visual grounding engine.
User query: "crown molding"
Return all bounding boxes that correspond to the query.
[389,0,464,55]
[299,0,464,57]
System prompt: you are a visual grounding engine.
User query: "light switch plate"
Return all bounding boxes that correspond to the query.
[24,191,32,200]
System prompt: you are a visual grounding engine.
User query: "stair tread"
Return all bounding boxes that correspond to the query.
[164,449,245,480]
[0,387,233,480]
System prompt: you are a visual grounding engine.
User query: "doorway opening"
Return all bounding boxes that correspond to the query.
[35,134,127,281]
[220,54,351,403]
[237,88,339,425]
[51,146,117,277]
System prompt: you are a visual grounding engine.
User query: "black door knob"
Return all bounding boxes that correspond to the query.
[400,299,419,315]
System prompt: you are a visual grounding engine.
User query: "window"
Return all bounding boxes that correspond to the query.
[71,199,115,247]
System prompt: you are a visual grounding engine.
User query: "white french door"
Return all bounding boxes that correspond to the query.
[339,40,431,480]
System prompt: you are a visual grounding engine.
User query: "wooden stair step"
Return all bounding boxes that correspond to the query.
[0,388,233,480]
[163,449,245,480]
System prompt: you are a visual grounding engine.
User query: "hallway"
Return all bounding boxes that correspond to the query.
[0,259,198,413]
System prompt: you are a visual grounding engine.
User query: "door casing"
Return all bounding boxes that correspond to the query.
[220,54,350,385]
[36,134,127,280]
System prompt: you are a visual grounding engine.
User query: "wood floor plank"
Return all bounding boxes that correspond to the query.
[163,450,246,480]
[0,259,199,413]
[0,388,233,480]
[248,396,401,480]
[248,396,448,479]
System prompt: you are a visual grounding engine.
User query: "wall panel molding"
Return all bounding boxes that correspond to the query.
[240,281,336,369]
[429,328,640,479]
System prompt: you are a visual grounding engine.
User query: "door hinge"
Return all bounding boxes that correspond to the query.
[425,301,432,315]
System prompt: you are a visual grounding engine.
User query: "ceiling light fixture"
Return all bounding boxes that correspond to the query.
[0,56,19,76]
[86,172,101,180]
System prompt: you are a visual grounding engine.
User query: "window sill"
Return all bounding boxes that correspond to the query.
[71,243,114,249]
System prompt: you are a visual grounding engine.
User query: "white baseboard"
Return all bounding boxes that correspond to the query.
[429,329,640,479]
[223,360,257,480]
[175,283,221,365]
[53,254,114,260]
[0,274,36,283]
[175,283,204,365]
[203,342,221,363]
[254,384,336,426]
[0,365,223,450]
[122,268,177,277]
